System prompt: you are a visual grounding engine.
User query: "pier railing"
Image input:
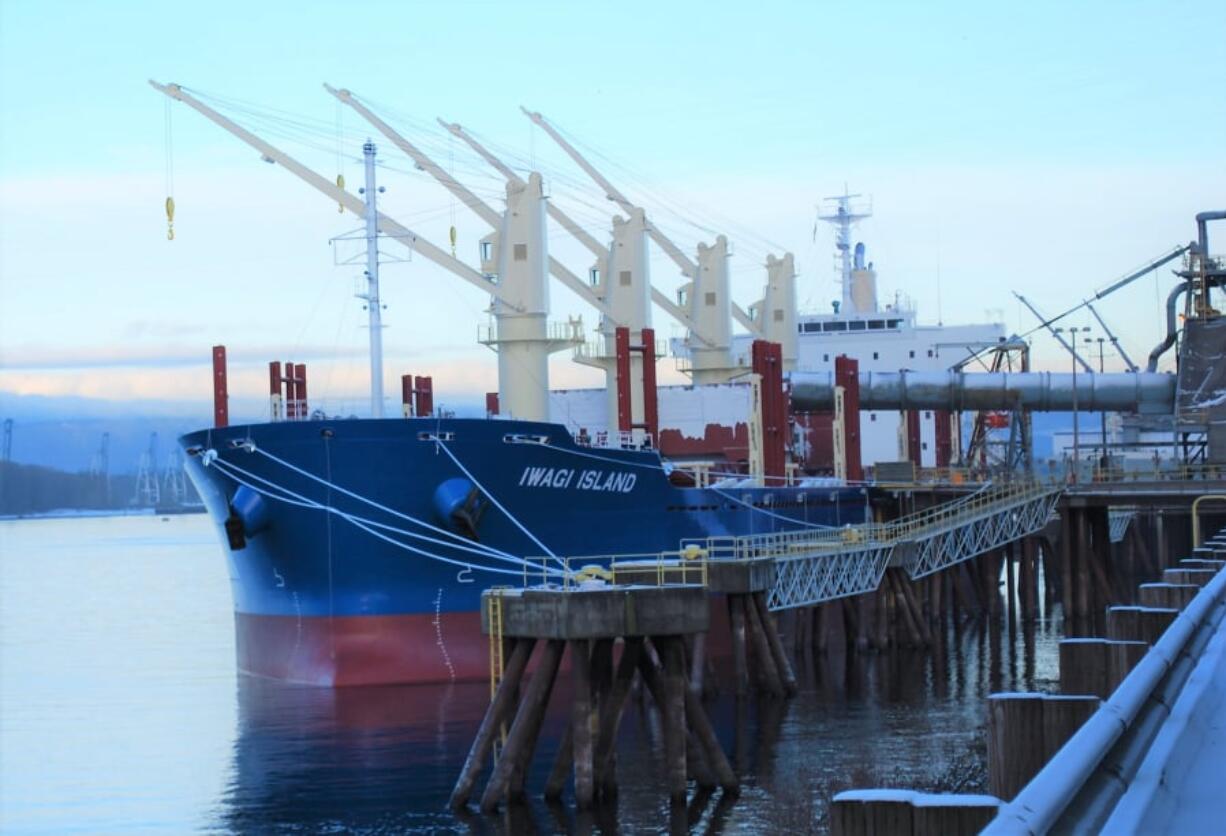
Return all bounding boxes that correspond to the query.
[520,481,1059,611]
[520,548,709,591]
[702,479,1061,608]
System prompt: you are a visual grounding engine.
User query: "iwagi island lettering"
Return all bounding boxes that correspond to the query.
[517,466,638,493]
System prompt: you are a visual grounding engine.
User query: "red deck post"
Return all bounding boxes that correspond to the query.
[835,355,863,482]
[296,364,308,419]
[268,361,282,422]
[283,360,297,420]
[752,340,786,482]
[414,376,433,418]
[934,409,952,467]
[905,409,922,466]
[614,327,632,433]
[212,345,229,428]
[640,327,659,445]
[486,392,499,417]
[401,374,414,417]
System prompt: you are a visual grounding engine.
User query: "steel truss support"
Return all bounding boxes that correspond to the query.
[902,487,1061,579]
[767,544,895,610]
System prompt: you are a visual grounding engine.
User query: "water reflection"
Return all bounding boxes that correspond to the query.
[217,613,1061,833]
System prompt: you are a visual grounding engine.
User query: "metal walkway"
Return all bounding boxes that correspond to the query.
[702,482,1062,611]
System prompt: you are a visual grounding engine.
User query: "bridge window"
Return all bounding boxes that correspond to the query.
[872,352,879,360]
[888,319,903,328]
[868,320,885,330]
[803,322,820,332]
[849,321,866,331]
[823,322,847,332]
[909,350,915,358]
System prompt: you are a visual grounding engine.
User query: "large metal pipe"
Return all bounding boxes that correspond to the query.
[789,371,1175,414]
[1146,280,1190,372]
[1195,210,1226,256]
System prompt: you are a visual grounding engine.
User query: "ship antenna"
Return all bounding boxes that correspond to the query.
[359,139,386,418]
[817,188,872,313]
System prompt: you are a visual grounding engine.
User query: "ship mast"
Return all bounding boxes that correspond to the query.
[818,190,871,313]
[359,139,385,418]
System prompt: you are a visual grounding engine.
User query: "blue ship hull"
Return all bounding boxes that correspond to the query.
[182,417,868,685]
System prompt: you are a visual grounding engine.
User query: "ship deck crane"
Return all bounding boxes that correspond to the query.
[149,82,516,310]
[325,85,616,322]
[523,109,763,384]
[437,118,708,344]
[150,81,572,421]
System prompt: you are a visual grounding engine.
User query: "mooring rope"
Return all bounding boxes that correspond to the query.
[207,453,560,578]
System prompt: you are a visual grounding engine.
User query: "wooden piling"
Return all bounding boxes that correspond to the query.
[593,637,641,793]
[728,595,750,695]
[987,693,1045,800]
[479,638,565,812]
[1106,606,1177,645]
[988,693,1101,801]
[571,639,595,808]
[1107,640,1149,693]
[1138,583,1199,610]
[831,790,1001,836]
[658,637,689,802]
[449,636,536,809]
[752,591,798,695]
[1061,509,1076,622]
[688,631,707,697]
[743,593,785,697]
[1040,695,1100,762]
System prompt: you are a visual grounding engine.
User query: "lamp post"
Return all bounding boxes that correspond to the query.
[1056,326,1090,483]
[1093,337,1107,471]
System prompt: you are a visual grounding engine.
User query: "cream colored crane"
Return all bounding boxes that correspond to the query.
[440,119,679,438]
[150,81,571,422]
[438,118,711,342]
[521,108,764,384]
[325,85,615,322]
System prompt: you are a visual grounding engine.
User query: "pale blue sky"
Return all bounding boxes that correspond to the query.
[1,0,1223,415]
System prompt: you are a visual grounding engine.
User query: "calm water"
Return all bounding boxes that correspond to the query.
[0,515,1061,833]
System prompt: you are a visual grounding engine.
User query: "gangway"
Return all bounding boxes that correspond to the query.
[698,481,1062,610]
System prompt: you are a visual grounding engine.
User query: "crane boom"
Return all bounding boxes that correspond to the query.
[1021,244,1190,338]
[523,107,762,337]
[438,119,609,260]
[440,118,721,343]
[327,87,614,320]
[1014,292,1093,373]
[521,107,698,278]
[148,81,519,309]
[1084,300,1138,372]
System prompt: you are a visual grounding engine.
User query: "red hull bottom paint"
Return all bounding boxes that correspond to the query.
[235,611,489,687]
[236,598,737,687]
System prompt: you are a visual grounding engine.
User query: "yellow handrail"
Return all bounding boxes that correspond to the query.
[1192,494,1226,548]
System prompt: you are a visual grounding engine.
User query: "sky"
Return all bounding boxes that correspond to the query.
[1,0,1224,425]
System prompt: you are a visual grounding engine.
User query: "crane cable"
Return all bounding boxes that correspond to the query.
[164,98,175,240]
[335,98,345,212]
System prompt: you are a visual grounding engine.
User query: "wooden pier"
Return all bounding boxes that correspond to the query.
[450,581,738,813]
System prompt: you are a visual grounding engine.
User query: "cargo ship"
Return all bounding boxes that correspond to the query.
[183,417,868,686]
[158,82,1002,686]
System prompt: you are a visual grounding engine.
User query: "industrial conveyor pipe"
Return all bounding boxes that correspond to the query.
[788,371,1176,414]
